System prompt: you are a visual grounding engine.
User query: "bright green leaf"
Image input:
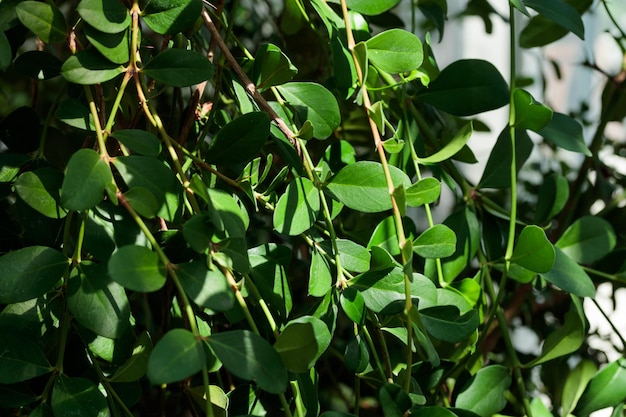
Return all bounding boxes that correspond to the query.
[417,122,473,164]
[83,24,130,64]
[142,49,214,87]
[562,360,597,416]
[273,177,320,235]
[511,225,555,273]
[538,112,591,155]
[108,245,167,292]
[346,0,401,15]
[309,247,333,297]
[147,328,205,384]
[142,0,203,35]
[15,168,68,219]
[77,0,130,33]
[513,88,553,131]
[123,187,159,219]
[274,316,331,373]
[413,224,456,258]
[540,247,595,297]
[365,29,423,74]
[16,1,67,44]
[60,148,113,211]
[206,112,270,164]
[455,365,511,417]
[178,261,234,311]
[556,216,616,264]
[318,239,371,273]
[574,358,626,417]
[60,50,125,85]
[340,287,366,325]
[406,177,441,207]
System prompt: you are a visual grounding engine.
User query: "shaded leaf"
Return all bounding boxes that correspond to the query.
[147,328,205,384]
[273,177,320,235]
[556,216,616,265]
[178,261,234,311]
[277,82,340,139]
[142,0,203,35]
[16,1,67,44]
[520,0,592,48]
[51,375,110,417]
[56,99,95,130]
[420,305,479,343]
[0,327,52,384]
[83,24,130,64]
[417,122,473,164]
[77,0,130,33]
[108,245,167,292]
[206,112,270,164]
[274,316,331,373]
[346,0,401,15]
[340,287,366,325]
[13,51,62,79]
[538,112,591,155]
[253,43,298,89]
[61,50,125,85]
[540,247,595,297]
[15,168,68,219]
[142,49,214,87]
[455,365,511,417]
[479,127,533,188]
[60,148,113,211]
[109,331,153,383]
[534,174,569,224]
[524,0,584,39]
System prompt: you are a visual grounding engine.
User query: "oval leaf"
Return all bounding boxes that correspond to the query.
[0,327,52,384]
[77,0,130,33]
[141,49,214,87]
[365,29,423,74]
[346,0,401,15]
[83,24,130,64]
[16,1,67,44]
[108,245,167,292]
[574,358,626,417]
[142,0,203,35]
[178,261,235,311]
[420,305,479,343]
[524,0,584,39]
[455,365,511,417]
[15,168,68,219]
[51,375,109,417]
[538,112,591,156]
[511,225,555,273]
[206,112,270,164]
[413,224,457,259]
[540,247,595,297]
[556,216,616,265]
[513,88,553,132]
[406,177,441,207]
[273,316,331,373]
[273,177,320,235]
[60,148,113,211]
[61,50,125,85]
[147,328,205,384]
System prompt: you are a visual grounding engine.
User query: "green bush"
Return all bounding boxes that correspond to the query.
[1,0,625,416]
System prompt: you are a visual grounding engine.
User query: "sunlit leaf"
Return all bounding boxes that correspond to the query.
[365,29,423,74]
[16,1,67,43]
[108,245,167,292]
[61,50,125,85]
[77,0,130,33]
[556,216,616,265]
[455,365,511,417]
[60,149,113,211]
[274,316,331,373]
[142,0,202,35]
[511,225,555,273]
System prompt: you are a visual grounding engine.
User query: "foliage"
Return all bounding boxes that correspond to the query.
[0,0,625,416]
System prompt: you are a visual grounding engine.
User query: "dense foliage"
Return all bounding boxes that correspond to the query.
[1,0,625,416]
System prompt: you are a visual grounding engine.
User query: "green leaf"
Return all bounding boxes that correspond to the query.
[207,330,288,393]
[15,168,68,219]
[51,375,110,417]
[511,225,555,273]
[0,154,30,183]
[379,383,412,417]
[479,127,533,188]
[0,31,10,71]
[455,365,511,417]
[340,287,366,325]
[534,174,570,224]
[346,0,401,15]
[540,247,595,297]
[520,0,592,48]
[562,360,597,416]
[16,1,67,44]
[0,327,52,383]
[248,243,293,321]
[309,247,333,296]
[60,148,113,211]
[113,155,182,222]
[276,82,340,139]
[109,331,153,383]
[142,49,214,87]
[556,216,616,265]
[61,50,125,85]
[77,0,130,33]
[83,24,130,64]
[574,358,626,417]
[108,245,167,292]
[274,316,331,373]
[253,43,298,89]
[67,263,130,339]
[413,224,457,258]
[538,112,591,155]
[365,29,423,74]
[326,161,411,213]
[56,99,95,130]
[273,177,320,235]
[409,406,458,417]
[416,122,473,164]
[13,51,63,79]
[206,112,270,164]
[524,0,584,39]
[512,88,553,131]
[0,246,67,304]
[318,239,371,273]
[142,0,203,35]
[344,334,369,373]
[178,261,234,311]
[419,59,509,116]
[123,187,159,219]
[420,305,479,343]
[147,328,205,384]
[406,177,441,207]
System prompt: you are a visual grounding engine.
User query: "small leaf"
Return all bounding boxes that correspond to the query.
[524,0,584,40]
[178,261,234,311]
[556,216,616,264]
[0,31,10,71]
[276,82,340,139]
[109,331,153,383]
[419,59,509,116]
[16,1,67,44]
[0,327,52,383]
[379,383,412,417]
[562,360,597,416]
[110,129,161,156]
[77,0,130,33]
[365,29,423,74]
[273,177,320,235]
[455,365,511,417]
[413,224,457,258]
[147,328,205,384]
[61,50,125,85]
[513,88,553,131]
[108,245,167,292]
[207,330,288,393]
[479,127,533,189]
[0,246,67,304]
[142,49,214,87]
[540,247,595,297]
[406,177,441,207]
[344,334,369,373]
[60,148,113,211]
[51,375,109,417]
[420,305,479,343]
[340,287,366,325]
[574,358,626,417]
[274,316,331,373]
[142,0,203,35]
[326,161,411,213]
[83,24,130,64]
[511,225,555,273]
[346,0,401,15]
[309,248,333,297]
[538,112,591,156]
[253,43,298,89]
[15,168,68,219]
[318,239,371,273]
[124,187,159,219]
[206,112,270,164]
[416,122,473,164]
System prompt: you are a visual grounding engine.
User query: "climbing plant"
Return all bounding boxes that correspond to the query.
[1,0,626,416]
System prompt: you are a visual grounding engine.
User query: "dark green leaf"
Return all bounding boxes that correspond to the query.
[524,0,584,39]
[534,174,569,224]
[274,316,331,373]
[520,0,592,48]
[309,247,333,297]
[16,1,67,43]
[0,246,67,304]
[346,0,401,15]
[365,29,423,74]
[318,239,371,273]
[51,375,110,417]
[248,243,293,321]
[574,358,626,417]
[178,261,234,311]
[379,383,412,417]
[419,59,509,116]
[326,161,411,213]
[479,127,533,188]
[77,0,130,33]
[253,43,298,89]
[56,99,95,130]
[340,287,366,325]
[513,88,553,131]
[208,330,288,393]
[420,305,479,343]
[15,168,68,219]
[406,177,441,207]
[109,331,153,382]
[540,247,595,297]
[61,50,125,85]
[0,106,42,153]
[13,51,62,79]
[455,365,511,417]
[344,334,369,373]
[60,148,113,211]
[147,328,205,384]
[556,216,616,264]
[123,187,159,218]
[0,31,10,71]
[511,225,555,273]
[273,177,320,235]
[142,49,214,87]
[83,24,130,64]
[206,112,270,164]
[413,224,456,258]
[276,82,340,139]
[108,245,167,292]
[538,112,591,155]
[142,0,203,35]
[0,327,52,383]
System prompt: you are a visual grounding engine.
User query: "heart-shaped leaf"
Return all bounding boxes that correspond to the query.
[511,225,555,273]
